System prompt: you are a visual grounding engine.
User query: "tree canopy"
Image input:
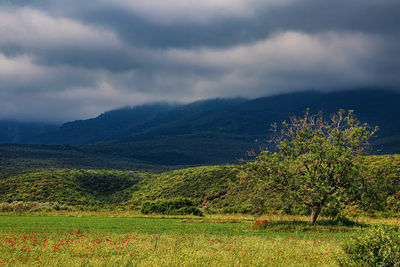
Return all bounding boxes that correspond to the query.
[243,109,377,223]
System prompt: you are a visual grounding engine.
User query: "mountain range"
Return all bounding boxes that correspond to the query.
[1,89,399,165]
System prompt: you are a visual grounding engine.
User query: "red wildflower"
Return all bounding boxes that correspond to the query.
[252,220,269,227]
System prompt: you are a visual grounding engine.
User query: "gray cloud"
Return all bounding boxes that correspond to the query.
[0,0,399,122]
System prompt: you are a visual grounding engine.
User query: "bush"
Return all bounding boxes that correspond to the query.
[0,201,76,212]
[340,224,400,266]
[140,198,203,216]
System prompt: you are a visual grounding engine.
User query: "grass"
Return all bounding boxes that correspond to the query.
[1,213,399,266]
[0,230,342,266]
[1,213,393,266]
[0,213,364,236]
[0,215,251,236]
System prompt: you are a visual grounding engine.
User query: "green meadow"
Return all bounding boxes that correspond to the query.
[0,149,399,266]
[0,214,371,266]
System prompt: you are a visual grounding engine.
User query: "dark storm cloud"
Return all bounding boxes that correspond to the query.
[0,0,399,122]
[22,0,400,49]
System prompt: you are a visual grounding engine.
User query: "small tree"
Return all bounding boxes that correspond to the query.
[243,109,377,223]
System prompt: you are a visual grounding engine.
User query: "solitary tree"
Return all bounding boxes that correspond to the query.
[243,109,377,223]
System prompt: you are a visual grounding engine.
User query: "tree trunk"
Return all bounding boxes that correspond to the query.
[309,206,321,224]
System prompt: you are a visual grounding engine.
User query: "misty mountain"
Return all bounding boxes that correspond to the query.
[85,89,400,164]
[120,89,400,142]
[2,89,400,165]
[26,98,247,145]
[0,121,58,144]
[27,103,180,145]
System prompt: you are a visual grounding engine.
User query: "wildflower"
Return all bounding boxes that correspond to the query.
[252,220,269,227]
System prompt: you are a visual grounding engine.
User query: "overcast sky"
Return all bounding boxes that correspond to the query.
[1,0,399,122]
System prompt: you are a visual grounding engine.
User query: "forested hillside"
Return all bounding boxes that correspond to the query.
[0,144,170,180]
[1,89,399,165]
[0,121,58,144]
[27,103,179,145]
[1,155,399,216]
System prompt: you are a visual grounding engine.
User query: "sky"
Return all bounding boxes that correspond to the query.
[0,0,399,122]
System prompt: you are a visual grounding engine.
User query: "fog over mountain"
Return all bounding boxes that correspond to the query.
[0,90,397,165]
[0,0,399,122]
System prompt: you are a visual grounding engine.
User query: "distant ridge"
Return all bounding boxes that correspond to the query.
[27,102,180,145]
[0,121,58,144]
[1,89,399,165]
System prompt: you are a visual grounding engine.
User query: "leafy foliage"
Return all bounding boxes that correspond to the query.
[340,225,400,266]
[243,110,377,223]
[128,166,239,207]
[350,155,400,216]
[140,198,203,216]
[0,201,75,212]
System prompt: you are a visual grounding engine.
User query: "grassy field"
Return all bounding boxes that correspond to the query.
[0,213,390,266]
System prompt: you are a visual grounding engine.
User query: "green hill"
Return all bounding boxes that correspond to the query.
[0,166,239,209]
[0,169,152,206]
[126,165,240,208]
[1,155,399,215]
[0,144,171,180]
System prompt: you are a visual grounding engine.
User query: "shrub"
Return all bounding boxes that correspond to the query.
[140,198,203,216]
[340,224,400,266]
[0,203,13,212]
[0,201,76,212]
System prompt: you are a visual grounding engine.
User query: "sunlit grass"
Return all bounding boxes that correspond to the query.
[1,213,399,266]
[0,230,341,266]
